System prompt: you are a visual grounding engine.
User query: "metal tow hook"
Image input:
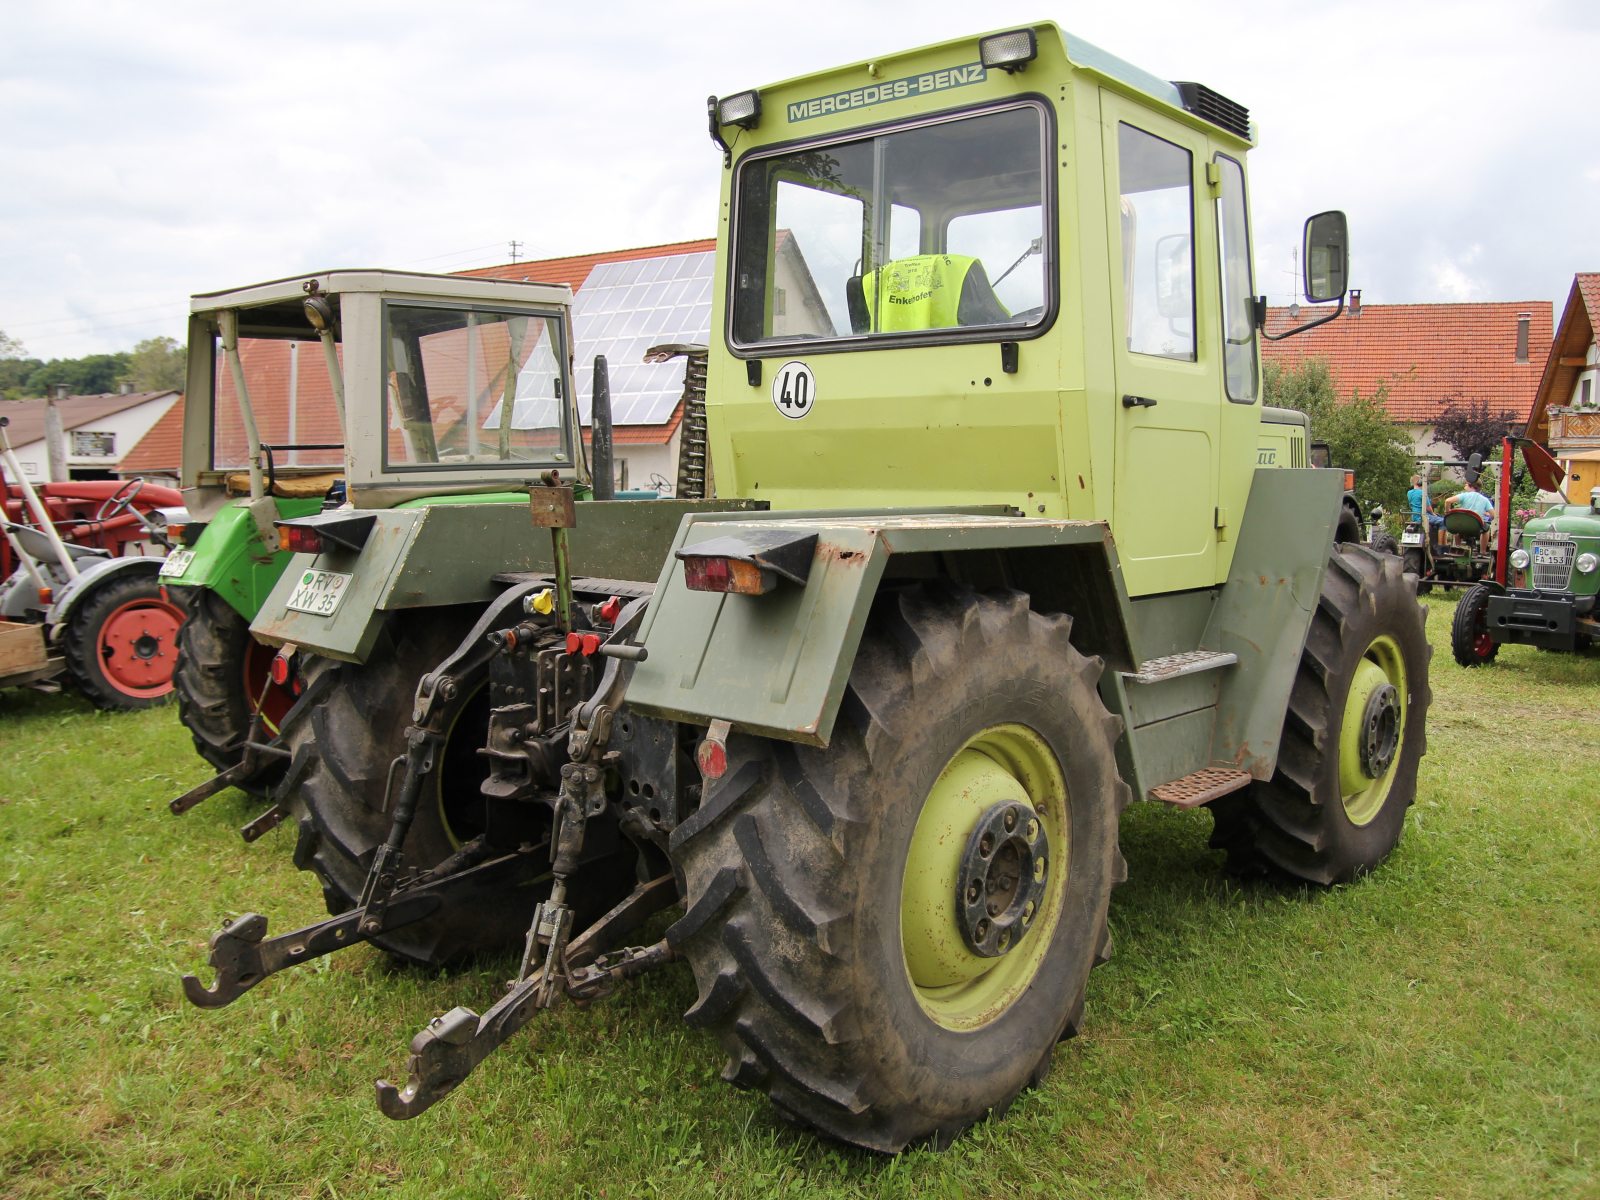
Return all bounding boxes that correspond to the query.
[375,761,610,1120]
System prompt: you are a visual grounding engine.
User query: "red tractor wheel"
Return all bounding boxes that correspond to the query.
[1450,584,1500,668]
[62,574,188,709]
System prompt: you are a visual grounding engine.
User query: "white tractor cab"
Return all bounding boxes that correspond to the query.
[179,269,580,522]
[162,270,581,791]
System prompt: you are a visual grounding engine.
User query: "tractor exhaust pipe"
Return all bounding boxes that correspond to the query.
[591,355,614,501]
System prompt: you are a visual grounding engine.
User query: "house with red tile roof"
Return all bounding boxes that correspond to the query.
[1525,273,1600,502]
[1260,298,1553,457]
[0,389,181,484]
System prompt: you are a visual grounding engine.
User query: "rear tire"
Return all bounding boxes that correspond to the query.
[283,607,635,966]
[61,573,187,711]
[172,588,294,796]
[1209,544,1431,885]
[1450,584,1500,668]
[1371,531,1399,557]
[668,582,1130,1152]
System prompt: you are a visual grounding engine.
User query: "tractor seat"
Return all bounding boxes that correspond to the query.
[5,522,113,562]
[1443,509,1487,538]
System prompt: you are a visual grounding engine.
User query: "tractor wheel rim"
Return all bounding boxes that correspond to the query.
[1473,631,1494,658]
[1338,634,1408,826]
[243,636,294,735]
[97,598,185,697]
[900,723,1069,1031]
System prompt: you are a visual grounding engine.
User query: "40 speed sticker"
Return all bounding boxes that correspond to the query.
[771,360,816,420]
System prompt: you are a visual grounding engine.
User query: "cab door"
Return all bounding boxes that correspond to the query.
[1102,91,1222,596]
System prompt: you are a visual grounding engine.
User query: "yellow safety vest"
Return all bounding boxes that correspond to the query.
[860,255,982,332]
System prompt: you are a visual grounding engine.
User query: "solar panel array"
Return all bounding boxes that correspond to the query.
[567,251,715,426]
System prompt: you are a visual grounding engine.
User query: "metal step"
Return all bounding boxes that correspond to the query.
[1149,766,1253,808]
[1123,649,1238,685]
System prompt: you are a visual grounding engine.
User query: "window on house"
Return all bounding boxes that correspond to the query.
[72,431,115,456]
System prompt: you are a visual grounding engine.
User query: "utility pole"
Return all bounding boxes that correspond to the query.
[45,382,69,482]
[509,240,524,264]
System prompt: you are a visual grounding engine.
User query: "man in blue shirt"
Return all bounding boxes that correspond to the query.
[1452,479,1496,551]
[1407,474,1444,532]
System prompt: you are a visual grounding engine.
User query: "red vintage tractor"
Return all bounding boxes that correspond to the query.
[1,438,190,707]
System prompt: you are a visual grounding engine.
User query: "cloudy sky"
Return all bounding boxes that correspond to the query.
[3,1,1597,360]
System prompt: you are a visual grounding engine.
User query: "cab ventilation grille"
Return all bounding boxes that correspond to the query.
[1172,82,1250,140]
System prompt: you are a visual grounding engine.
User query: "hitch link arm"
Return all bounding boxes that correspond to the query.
[375,876,678,1121]
[357,726,442,937]
[180,839,512,1008]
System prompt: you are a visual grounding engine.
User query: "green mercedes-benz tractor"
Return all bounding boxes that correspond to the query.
[178,23,1430,1153]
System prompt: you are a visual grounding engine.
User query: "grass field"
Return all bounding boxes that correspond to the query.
[1,591,1596,1199]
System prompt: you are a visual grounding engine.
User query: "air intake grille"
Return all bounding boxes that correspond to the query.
[1531,532,1576,592]
[1172,81,1250,140]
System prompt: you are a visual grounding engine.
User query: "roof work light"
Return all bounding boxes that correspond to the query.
[716,91,762,130]
[980,28,1037,74]
[707,90,761,166]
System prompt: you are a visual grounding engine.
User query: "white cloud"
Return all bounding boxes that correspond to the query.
[1,1,1597,357]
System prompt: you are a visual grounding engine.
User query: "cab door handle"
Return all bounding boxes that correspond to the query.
[1121,395,1158,408]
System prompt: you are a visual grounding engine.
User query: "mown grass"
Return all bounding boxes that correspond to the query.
[1,591,1596,1199]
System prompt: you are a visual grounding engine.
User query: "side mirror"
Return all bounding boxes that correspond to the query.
[1154,234,1192,318]
[1302,211,1349,303]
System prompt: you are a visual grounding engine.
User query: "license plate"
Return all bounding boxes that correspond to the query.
[158,549,196,578]
[1400,531,1423,546]
[1533,545,1571,566]
[285,569,352,616]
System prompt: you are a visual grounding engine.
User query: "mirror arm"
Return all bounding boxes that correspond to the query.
[1260,295,1345,342]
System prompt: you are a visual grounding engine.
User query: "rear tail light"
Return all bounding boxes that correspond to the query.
[279,526,325,555]
[682,556,776,595]
[269,650,293,685]
[165,523,186,542]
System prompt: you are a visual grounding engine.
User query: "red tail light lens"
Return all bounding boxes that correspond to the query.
[278,526,325,555]
[682,556,774,594]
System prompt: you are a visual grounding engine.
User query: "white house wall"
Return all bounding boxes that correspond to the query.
[3,394,179,478]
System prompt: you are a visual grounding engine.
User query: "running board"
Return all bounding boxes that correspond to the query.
[1122,649,1238,685]
[1149,766,1253,808]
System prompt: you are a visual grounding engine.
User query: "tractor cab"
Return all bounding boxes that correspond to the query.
[706,23,1348,596]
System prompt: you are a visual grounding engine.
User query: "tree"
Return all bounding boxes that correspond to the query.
[0,330,42,400]
[126,336,185,392]
[1263,355,1415,515]
[23,352,133,398]
[1431,396,1519,464]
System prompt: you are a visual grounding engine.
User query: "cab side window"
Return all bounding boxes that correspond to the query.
[1117,123,1195,362]
[1214,153,1258,402]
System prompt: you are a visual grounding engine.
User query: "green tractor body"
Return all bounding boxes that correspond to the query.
[176,23,1434,1154]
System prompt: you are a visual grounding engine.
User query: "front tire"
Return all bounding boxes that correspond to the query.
[1209,544,1431,885]
[668,583,1130,1152]
[1450,584,1500,668]
[61,573,187,710]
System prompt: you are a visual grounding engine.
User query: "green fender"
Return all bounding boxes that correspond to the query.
[161,497,324,620]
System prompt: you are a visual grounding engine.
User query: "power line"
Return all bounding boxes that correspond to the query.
[0,300,187,332]
[387,241,519,268]
[17,314,187,346]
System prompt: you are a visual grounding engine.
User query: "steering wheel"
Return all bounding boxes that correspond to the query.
[94,478,145,523]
